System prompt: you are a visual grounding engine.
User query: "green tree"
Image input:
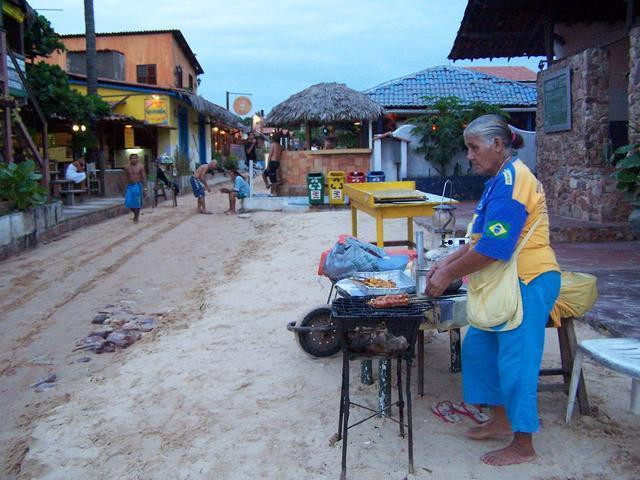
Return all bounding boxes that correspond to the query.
[412,96,508,176]
[25,62,110,126]
[23,13,65,60]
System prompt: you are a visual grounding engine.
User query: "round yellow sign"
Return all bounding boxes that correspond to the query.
[233,96,252,116]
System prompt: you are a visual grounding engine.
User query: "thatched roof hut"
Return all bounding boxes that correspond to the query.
[266,82,384,127]
[180,92,249,132]
[266,82,384,149]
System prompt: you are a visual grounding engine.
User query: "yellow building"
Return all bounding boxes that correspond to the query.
[43,30,244,184]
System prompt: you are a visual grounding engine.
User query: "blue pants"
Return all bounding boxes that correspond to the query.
[462,271,561,433]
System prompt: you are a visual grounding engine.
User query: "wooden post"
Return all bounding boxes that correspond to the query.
[0,30,12,162]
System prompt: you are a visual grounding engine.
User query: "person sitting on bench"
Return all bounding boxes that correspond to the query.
[220,169,249,215]
[65,157,86,184]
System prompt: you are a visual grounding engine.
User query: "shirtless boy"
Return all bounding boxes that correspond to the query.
[123,154,147,223]
[263,131,283,194]
[191,160,217,214]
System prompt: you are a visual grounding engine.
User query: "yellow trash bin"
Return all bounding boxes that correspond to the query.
[327,170,346,205]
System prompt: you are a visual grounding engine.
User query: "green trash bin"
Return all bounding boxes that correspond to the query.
[307,172,324,205]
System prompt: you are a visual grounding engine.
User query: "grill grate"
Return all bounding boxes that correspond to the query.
[331,296,434,319]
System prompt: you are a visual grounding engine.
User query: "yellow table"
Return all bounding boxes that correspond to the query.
[344,181,456,248]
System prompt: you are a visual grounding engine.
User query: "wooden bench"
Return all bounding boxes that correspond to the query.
[59,183,88,206]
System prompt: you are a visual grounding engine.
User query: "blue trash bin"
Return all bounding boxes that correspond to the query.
[367,171,386,182]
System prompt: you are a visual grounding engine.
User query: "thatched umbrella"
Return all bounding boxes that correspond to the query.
[265,82,384,149]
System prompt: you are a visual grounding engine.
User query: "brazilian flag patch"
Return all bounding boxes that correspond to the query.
[486,221,510,238]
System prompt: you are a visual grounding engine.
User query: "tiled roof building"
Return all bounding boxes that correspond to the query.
[363,65,537,111]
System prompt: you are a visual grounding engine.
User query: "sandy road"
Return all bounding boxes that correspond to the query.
[0,192,265,478]
[1,197,639,479]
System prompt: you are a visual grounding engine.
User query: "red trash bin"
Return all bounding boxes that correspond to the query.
[346,171,366,183]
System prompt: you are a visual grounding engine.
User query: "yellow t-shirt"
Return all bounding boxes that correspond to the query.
[469,159,560,284]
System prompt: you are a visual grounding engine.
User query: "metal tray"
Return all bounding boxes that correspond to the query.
[335,270,416,297]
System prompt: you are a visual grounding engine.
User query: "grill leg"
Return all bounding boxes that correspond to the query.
[340,352,350,480]
[405,358,415,474]
[417,329,424,396]
[397,357,405,438]
[338,351,347,441]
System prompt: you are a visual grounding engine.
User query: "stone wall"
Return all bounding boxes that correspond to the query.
[630,26,640,144]
[537,48,630,222]
[278,149,371,196]
[0,202,64,260]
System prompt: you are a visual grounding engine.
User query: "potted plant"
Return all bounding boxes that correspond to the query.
[610,128,640,237]
[0,160,47,212]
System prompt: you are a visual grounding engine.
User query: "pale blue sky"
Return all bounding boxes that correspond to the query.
[38,0,543,115]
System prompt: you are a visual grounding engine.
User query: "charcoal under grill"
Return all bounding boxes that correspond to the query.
[331,296,435,478]
[331,296,433,357]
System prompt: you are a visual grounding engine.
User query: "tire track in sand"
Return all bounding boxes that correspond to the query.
[0,211,196,377]
[0,209,190,317]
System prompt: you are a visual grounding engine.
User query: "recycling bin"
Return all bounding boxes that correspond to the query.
[307,172,325,205]
[367,170,386,183]
[346,171,366,183]
[327,171,346,205]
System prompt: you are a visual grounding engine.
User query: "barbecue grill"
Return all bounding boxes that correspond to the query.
[331,296,434,479]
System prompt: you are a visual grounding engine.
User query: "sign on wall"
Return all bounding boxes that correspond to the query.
[542,66,572,133]
[144,97,169,125]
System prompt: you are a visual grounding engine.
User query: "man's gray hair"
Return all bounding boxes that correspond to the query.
[464,114,512,148]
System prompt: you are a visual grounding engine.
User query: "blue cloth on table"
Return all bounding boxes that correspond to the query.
[125,182,143,209]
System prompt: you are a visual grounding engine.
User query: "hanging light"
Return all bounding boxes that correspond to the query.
[80,125,87,132]
[72,124,80,132]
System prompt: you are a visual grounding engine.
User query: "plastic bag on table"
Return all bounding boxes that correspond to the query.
[322,236,408,281]
[549,271,598,327]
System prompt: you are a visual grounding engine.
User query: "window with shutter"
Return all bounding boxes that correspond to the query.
[136,64,157,85]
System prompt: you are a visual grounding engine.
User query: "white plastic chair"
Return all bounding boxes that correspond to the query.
[566,338,640,422]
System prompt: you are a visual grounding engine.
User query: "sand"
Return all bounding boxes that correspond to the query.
[0,190,639,479]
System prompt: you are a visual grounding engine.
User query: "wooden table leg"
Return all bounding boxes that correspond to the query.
[407,217,414,248]
[376,213,384,247]
[351,205,358,238]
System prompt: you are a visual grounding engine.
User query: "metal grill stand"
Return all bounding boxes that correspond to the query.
[332,297,431,479]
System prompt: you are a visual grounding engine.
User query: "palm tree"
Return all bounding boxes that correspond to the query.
[84,0,97,97]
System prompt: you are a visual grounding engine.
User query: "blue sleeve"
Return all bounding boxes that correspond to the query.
[474,177,527,261]
[233,176,241,191]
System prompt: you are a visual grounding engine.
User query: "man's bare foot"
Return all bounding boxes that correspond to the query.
[481,440,537,466]
[465,417,512,440]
